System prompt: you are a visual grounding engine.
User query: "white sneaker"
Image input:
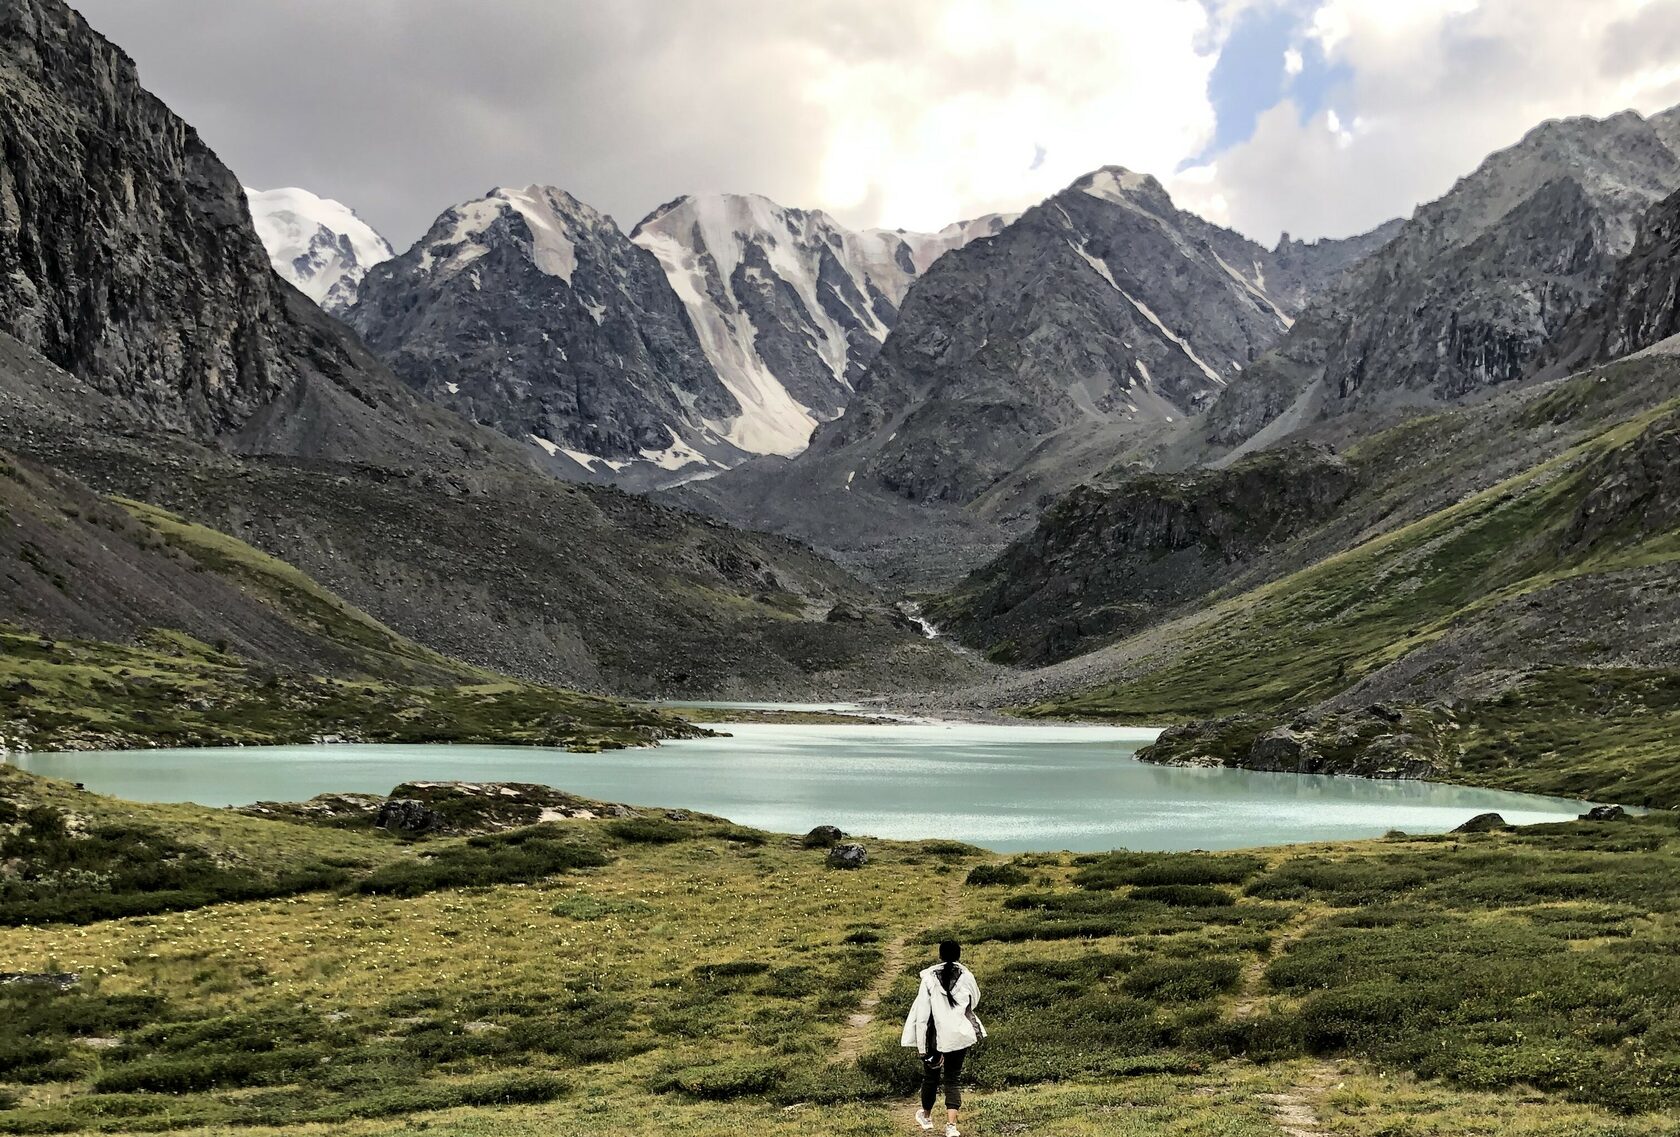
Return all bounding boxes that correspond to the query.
[914,1108,934,1131]
[945,1125,962,1137]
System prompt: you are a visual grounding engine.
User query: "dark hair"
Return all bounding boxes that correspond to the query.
[937,940,962,1007]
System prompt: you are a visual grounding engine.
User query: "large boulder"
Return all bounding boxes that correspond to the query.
[803,825,845,849]
[1579,804,1628,822]
[374,798,441,834]
[827,842,868,870]
[1452,812,1510,834]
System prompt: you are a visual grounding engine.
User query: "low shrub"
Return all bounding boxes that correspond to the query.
[606,818,689,845]
[358,829,609,896]
[1074,851,1265,890]
[965,863,1029,887]
[1129,884,1234,907]
[653,1058,789,1099]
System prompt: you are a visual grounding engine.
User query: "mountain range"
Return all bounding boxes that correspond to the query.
[5,0,1680,807]
[0,0,971,711]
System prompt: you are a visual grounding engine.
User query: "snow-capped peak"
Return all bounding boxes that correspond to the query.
[631,193,1014,457]
[411,184,621,283]
[1075,167,1165,206]
[244,186,394,314]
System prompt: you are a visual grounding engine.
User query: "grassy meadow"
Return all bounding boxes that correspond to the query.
[2,766,1680,1134]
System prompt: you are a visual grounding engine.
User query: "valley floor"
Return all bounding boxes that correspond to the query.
[2,768,1678,1134]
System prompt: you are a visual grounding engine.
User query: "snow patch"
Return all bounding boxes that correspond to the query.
[638,428,712,471]
[245,186,394,311]
[1118,289,1226,387]
[1079,168,1156,205]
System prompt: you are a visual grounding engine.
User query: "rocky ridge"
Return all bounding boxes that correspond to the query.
[350,184,740,485]
[630,194,1012,459]
[1207,108,1680,450]
[928,443,1359,665]
[1541,183,1680,373]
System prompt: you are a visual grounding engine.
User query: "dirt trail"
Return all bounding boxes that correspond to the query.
[1256,1061,1341,1136]
[835,867,972,1065]
[1231,909,1318,1020]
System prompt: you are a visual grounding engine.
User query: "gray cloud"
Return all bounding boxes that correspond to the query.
[75,0,841,247]
[72,0,1680,256]
[71,0,1220,247]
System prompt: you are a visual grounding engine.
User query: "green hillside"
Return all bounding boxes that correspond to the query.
[1026,393,1680,807]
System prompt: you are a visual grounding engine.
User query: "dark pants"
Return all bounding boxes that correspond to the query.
[920,1047,967,1111]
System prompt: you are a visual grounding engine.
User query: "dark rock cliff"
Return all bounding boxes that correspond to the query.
[1542,185,1680,373]
[928,443,1357,664]
[0,0,517,471]
[1207,109,1680,448]
[350,186,741,479]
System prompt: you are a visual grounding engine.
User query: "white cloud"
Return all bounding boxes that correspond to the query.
[1283,47,1304,76]
[1172,0,1680,242]
[801,0,1219,231]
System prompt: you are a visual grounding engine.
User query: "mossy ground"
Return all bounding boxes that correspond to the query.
[2,772,1678,1134]
[0,627,697,753]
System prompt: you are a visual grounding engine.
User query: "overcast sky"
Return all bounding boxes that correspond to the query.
[76,0,1680,251]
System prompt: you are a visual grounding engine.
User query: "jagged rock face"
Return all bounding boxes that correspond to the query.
[245,187,394,315]
[1208,109,1680,448]
[0,0,518,470]
[1543,183,1680,372]
[928,443,1357,664]
[0,0,291,434]
[630,194,1012,457]
[800,168,1334,507]
[350,185,742,481]
[1563,407,1680,554]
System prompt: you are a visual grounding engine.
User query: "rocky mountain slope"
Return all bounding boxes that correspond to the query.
[0,0,521,472]
[1541,183,1680,373]
[0,0,975,699]
[349,187,1011,487]
[1206,108,1680,450]
[350,185,744,485]
[936,343,1680,675]
[678,171,1395,588]
[630,194,1011,458]
[245,186,395,315]
[931,350,1680,806]
[926,443,1359,665]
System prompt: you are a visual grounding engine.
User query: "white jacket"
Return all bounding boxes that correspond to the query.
[900,963,985,1054]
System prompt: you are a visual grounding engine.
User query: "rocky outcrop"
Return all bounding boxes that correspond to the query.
[929,443,1357,664]
[1563,408,1680,553]
[1452,812,1510,833]
[1542,181,1680,372]
[826,842,868,869]
[1209,108,1680,448]
[630,194,1012,458]
[0,0,512,471]
[1137,706,1455,782]
[802,824,845,848]
[374,798,440,834]
[351,185,741,483]
[241,781,663,836]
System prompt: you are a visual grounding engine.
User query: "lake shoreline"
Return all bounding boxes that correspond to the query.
[14,721,1598,854]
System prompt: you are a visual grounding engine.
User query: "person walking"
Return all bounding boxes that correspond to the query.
[901,939,984,1135]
